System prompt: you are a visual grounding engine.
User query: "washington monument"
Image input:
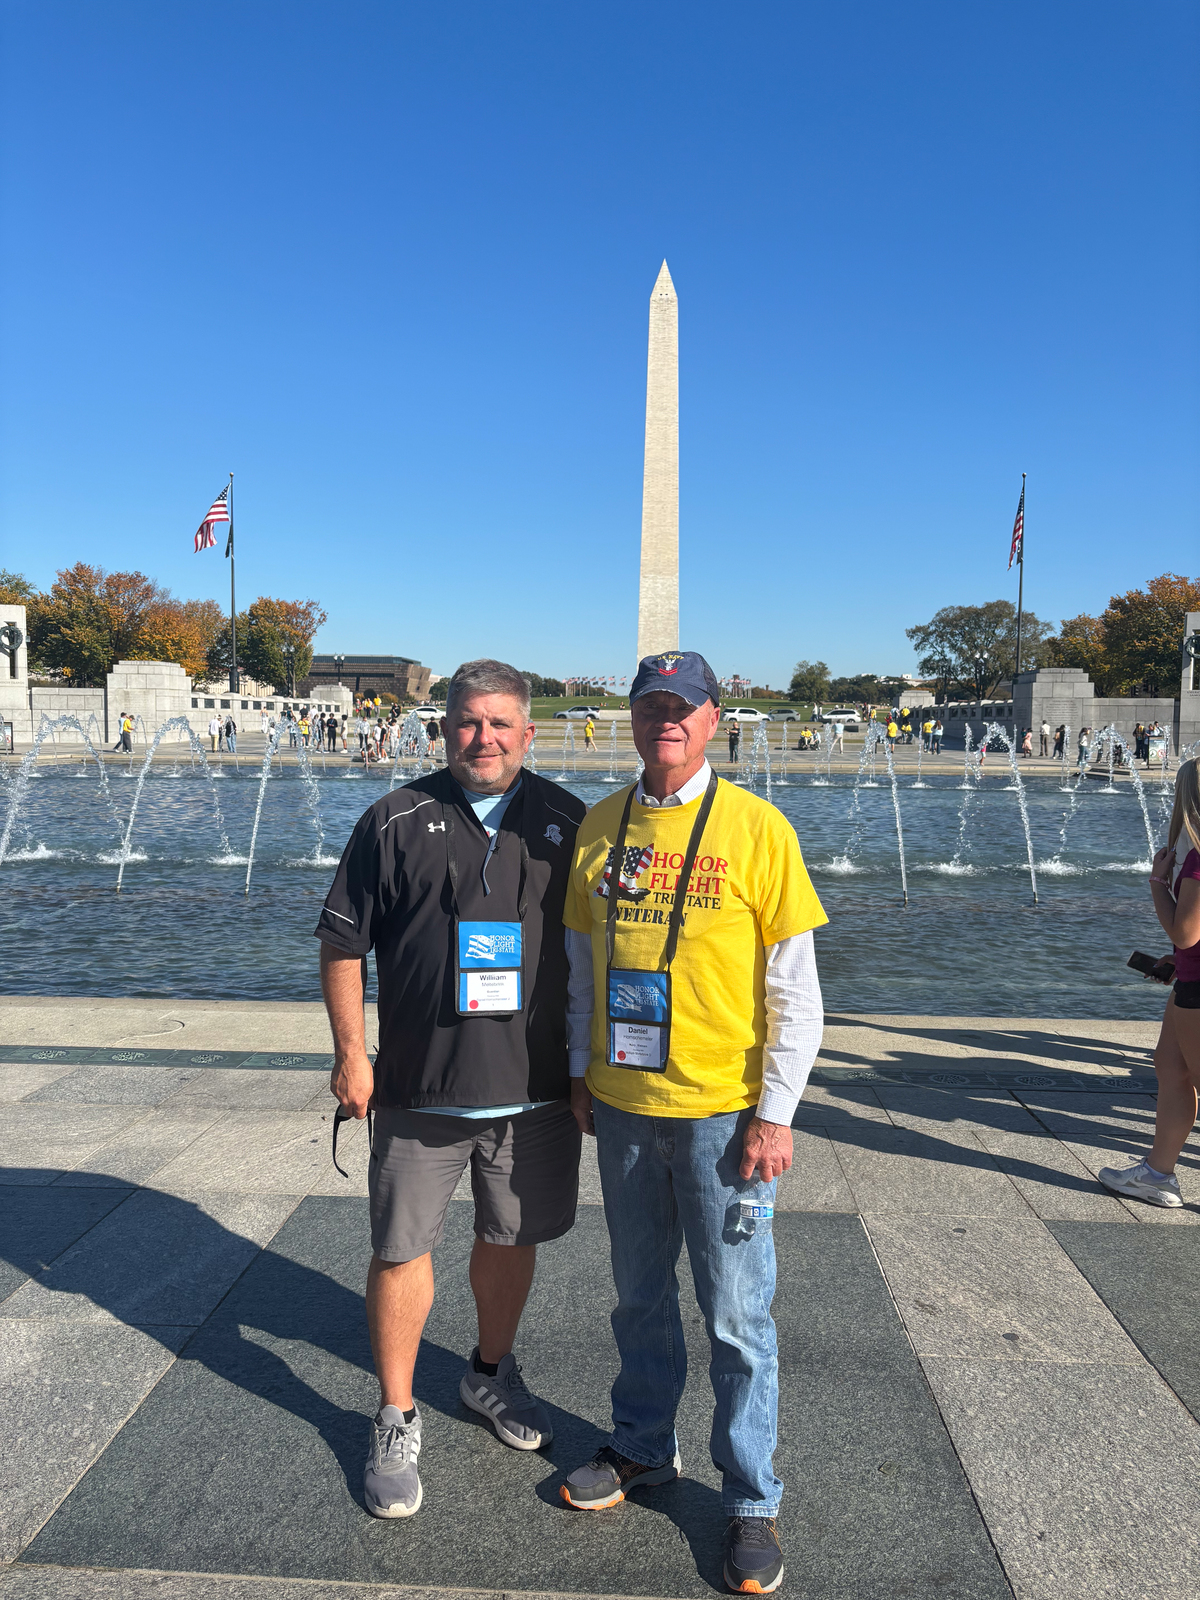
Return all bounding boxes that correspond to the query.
[636,261,679,659]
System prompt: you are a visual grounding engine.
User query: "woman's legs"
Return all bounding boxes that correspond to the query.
[1149,995,1200,1173]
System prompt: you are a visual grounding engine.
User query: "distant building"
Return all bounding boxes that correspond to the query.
[301,654,432,703]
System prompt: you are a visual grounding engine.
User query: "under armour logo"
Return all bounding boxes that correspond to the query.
[428,820,446,833]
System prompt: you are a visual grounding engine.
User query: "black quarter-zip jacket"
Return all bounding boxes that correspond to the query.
[314,767,587,1109]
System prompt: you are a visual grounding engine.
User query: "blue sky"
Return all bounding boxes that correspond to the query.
[2,1,1196,687]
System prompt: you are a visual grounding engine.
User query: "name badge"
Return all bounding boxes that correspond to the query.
[607,968,669,1071]
[456,921,523,1015]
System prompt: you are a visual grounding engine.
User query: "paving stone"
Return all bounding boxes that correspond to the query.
[24,1204,1009,1598]
[0,1105,149,1185]
[1017,1091,1200,1222]
[792,1083,889,1125]
[0,1188,134,1304]
[0,1063,80,1103]
[864,1215,1142,1364]
[924,1358,1200,1600]
[165,1068,331,1110]
[829,1123,1030,1216]
[1049,1222,1200,1421]
[3,1190,299,1327]
[0,1319,186,1562]
[974,1126,1135,1221]
[24,1064,200,1107]
[50,1106,226,1189]
[0,1571,457,1600]
[145,1110,336,1196]
[875,1085,1038,1139]
[775,1127,856,1211]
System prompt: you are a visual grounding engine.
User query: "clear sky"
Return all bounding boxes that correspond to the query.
[2,1,1196,687]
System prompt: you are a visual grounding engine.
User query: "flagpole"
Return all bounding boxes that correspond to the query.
[1014,471,1026,680]
[227,472,238,693]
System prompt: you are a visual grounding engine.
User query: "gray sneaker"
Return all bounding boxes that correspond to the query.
[1098,1159,1183,1208]
[459,1349,552,1450]
[364,1403,422,1518]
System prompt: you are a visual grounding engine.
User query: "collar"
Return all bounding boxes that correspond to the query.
[636,759,712,808]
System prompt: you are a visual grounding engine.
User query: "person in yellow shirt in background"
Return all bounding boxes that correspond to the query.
[922,717,934,751]
[583,715,597,752]
[559,650,826,1595]
[886,715,899,750]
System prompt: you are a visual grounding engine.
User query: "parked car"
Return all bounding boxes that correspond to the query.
[412,705,441,718]
[819,709,861,730]
[723,707,769,723]
[554,705,605,720]
[767,707,803,721]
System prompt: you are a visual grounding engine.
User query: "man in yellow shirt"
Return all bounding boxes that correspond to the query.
[559,650,827,1595]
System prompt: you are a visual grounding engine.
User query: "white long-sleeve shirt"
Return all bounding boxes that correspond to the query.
[565,761,824,1125]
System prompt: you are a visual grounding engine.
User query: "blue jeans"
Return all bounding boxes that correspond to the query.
[593,1098,781,1517]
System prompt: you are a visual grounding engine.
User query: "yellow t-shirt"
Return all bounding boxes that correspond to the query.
[565,776,827,1118]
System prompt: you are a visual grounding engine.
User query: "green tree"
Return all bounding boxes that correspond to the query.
[0,570,38,604]
[209,597,327,693]
[523,672,566,697]
[1101,573,1200,695]
[1049,574,1200,696]
[787,660,831,702]
[905,600,1054,698]
[828,673,915,707]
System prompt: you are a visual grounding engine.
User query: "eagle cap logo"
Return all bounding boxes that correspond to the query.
[653,652,684,675]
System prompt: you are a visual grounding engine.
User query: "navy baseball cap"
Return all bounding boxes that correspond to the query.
[630,650,721,708]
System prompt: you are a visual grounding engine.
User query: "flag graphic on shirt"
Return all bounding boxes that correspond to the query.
[596,843,654,902]
[194,486,231,552]
[1007,483,1024,570]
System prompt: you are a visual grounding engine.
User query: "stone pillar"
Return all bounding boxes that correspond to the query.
[636,261,679,660]
[105,660,195,743]
[1178,610,1200,755]
[0,602,31,746]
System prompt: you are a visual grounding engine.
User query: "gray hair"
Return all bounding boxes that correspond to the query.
[444,658,531,720]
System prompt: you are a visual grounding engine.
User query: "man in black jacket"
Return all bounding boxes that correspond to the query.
[317,659,586,1519]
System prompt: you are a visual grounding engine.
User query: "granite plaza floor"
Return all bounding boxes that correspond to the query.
[2,997,1199,1600]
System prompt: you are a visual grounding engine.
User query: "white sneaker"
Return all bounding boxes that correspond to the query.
[1098,1159,1183,1208]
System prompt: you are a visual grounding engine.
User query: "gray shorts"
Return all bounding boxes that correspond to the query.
[368,1099,581,1263]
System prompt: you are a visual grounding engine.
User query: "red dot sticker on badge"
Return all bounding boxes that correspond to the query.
[617,1051,626,1060]
[469,1000,479,1009]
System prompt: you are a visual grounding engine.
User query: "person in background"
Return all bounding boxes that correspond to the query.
[921,717,933,751]
[1077,727,1091,767]
[224,713,237,753]
[1053,725,1065,760]
[931,719,943,754]
[208,713,221,753]
[1100,760,1200,1207]
[727,719,740,765]
[1040,720,1050,757]
[1021,727,1033,758]
[885,716,899,750]
[426,717,440,759]
[584,715,597,752]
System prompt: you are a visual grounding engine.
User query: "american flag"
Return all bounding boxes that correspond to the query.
[194,486,230,552]
[1007,482,1024,570]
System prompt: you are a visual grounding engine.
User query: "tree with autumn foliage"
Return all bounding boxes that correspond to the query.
[1051,573,1200,696]
[206,597,327,694]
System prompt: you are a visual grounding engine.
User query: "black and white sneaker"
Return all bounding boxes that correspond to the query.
[459,1348,552,1450]
[724,1516,784,1593]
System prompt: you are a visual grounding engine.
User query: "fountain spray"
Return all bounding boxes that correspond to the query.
[116,717,231,892]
